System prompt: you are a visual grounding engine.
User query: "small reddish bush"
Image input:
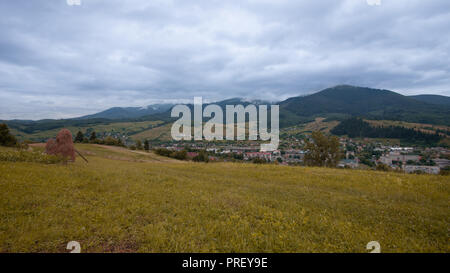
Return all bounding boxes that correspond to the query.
[45,129,76,161]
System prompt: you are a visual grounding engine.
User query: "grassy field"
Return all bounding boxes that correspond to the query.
[0,144,448,253]
[130,123,174,141]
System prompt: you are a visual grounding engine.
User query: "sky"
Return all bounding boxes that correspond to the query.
[0,0,449,120]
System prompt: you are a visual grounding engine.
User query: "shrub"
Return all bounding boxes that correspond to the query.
[136,140,143,150]
[232,153,243,160]
[154,148,188,160]
[154,148,172,157]
[193,151,209,162]
[15,141,29,150]
[252,158,267,164]
[376,163,391,172]
[171,150,188,160]
[439,166,450,176]
[103,136,123,146]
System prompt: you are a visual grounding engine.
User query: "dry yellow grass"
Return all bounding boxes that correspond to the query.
[0,144,448,253]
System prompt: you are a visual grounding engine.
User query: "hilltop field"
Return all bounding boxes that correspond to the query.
[0,144,448,253]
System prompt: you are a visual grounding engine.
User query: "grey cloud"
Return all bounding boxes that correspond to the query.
[0,0,449,119]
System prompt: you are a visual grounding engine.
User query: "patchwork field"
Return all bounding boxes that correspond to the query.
[366,119,450,133]
[282,117,340,136]
[130,123,174,141]
[10,120,164,142]
[0,144,448,253]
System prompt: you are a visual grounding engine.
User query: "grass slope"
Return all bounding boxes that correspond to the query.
[130,123,174,141]
[0,145,448,252]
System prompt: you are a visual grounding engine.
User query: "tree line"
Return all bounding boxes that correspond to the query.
[74,130,125,147]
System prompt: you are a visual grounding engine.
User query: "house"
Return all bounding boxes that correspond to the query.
[433,158,450,169]
[338,159,359,168]
[404,165,440,175]
[282,149,304,163]
[378,156,392,166]
[379,153,420,166]
[244,152,272,161]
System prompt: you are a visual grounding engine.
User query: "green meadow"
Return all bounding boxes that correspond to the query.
[0,144,448,252]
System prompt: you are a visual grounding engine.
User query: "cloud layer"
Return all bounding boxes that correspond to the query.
[1,0,449,119]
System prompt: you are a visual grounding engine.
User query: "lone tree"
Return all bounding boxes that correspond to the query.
[45,129,76,161]
[304,131,341,167]
[144,139,150,151]
[89,131,97,142]
[0,123,17,147]
[75,131,84,143]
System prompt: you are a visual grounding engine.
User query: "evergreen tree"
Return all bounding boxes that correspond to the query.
[144,139,150,151]
[331,117,442,145]
[75,131,84,143]
[89,131,97,142]
[0,123,17,147]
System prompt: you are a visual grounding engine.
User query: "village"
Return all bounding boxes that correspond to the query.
[149,136,450,175]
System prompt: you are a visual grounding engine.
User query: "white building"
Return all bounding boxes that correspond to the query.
[404,165,440,175]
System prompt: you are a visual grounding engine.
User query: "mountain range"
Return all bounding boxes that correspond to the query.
[75,98,273,120]
[74,85,449,125]
[3,85,450,137]
[77,104,174,120]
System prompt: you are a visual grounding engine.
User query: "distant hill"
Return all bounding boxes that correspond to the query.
[78,104,174,119]
[409,94,450,106]
[76,98,273,120]
[279,85,450,126]
[214,98,274,107]
[66,89,450,126]
[3,85,450,141]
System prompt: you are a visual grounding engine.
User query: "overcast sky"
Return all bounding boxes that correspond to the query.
[0,0,449,120]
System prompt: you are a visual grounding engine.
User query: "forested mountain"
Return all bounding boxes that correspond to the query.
[279,85,450,126]
[409,94,450,106]
[331,117,442,145]
[78,104,174,119]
